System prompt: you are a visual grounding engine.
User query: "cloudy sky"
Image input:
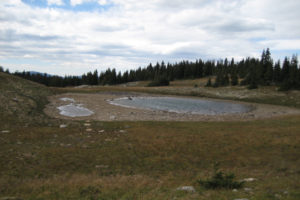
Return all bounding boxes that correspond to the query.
[0,0,299,75]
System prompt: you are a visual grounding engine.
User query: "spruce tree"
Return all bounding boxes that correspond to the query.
[205,77,212,87]
[230,72,238,86]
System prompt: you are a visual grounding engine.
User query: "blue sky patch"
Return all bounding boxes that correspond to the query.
[21,0,113,12]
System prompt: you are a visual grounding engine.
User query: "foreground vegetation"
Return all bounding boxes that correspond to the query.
[0,72,300,199]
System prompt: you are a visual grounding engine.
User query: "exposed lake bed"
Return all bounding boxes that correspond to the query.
[44,92,300,121]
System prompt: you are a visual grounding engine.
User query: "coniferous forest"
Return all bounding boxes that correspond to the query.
[1,49,299,90]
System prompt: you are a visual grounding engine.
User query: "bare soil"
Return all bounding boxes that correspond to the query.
[44,92,300,121]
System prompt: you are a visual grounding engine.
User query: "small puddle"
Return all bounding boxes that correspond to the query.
[109,96,251,115]
[57,98,94,117]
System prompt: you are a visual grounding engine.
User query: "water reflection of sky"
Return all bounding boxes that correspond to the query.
[58,98,93,117]
[110,97,251,115]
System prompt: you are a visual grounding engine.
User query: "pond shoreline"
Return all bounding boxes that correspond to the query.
[44,92,300,121]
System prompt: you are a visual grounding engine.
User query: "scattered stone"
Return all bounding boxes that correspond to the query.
[23,153,33,158]
[234,199,248,200]
[60,124,67,128]
[0,197,23,200]
[1,130,10,133]
[176,186,196,193]
[283,191,289,195]
[242,178,257,182]
[98,130,105,133]
[95,165,109,169]
[119,130,126,133]
[84,123,91,127]
[17,141,22,145]
[66,144,72,147]
[275,194,282,198]
[110,115,116,120]
[244,188,252,192]
[12,98,19,102]
[105,138,112,142]
[54,134,58,138]
[82,144,88,148]
[86,128,92,132]
[232,189,238,192]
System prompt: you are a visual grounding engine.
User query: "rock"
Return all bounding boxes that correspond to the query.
[176,186,195,193]
[234,199,248,200]
[95,165,109,169]
[110,115,116,120]
[1,130,10,133]
[60,124,67,128]
[119,130,126,133]
[232,189,238,192]
[86,129,92,132]
[244,188,252,192]
[84,123,91,127]
[275,194,282,198]
[98,130,105,133]
[242,178,257,182]
[0,197,23,200]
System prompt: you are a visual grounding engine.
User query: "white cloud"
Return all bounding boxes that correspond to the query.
[47,0,64,6]
[70,0,87,6]
[0,0,299,75]
[70,0,109,6]
[98,0,108,5]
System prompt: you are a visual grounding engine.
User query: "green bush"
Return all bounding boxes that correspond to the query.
[147,77,169,87]
[198,171,244,189]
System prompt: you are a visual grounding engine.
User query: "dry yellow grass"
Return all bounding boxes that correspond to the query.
[1,73,300,199]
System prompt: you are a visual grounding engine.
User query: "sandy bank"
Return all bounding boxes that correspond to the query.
[44,92,300,121]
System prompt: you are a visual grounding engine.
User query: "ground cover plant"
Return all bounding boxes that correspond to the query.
[0,72,300,199]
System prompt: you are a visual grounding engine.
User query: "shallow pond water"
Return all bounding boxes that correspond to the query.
[57,103,94,117]
[110,97,251,115]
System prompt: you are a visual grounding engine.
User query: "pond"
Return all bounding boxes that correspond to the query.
[57,97,94,117]
[109,96,251,115]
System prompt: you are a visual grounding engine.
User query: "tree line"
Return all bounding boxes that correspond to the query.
[0,49,299,90]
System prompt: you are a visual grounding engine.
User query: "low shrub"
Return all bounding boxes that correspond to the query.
[198,171,244,189]
[147,77,169,87]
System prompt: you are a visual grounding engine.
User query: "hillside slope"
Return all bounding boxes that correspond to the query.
[0,72,54,124]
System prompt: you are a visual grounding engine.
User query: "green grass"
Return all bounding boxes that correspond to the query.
[0,73,300,199]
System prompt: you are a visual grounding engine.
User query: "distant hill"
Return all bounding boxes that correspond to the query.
[0,72,54,124]
[28,71,54,77]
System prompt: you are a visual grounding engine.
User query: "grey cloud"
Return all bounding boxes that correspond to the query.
[0,29,62,42]
[216,20,275,33]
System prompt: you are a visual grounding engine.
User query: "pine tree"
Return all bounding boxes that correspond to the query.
[230,72,239,86]
[273,60,281,83]
[205,77,212,87]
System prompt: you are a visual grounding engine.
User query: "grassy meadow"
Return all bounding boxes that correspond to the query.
[0,72,300,199]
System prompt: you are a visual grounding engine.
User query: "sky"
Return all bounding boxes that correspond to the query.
[0,0,300,76]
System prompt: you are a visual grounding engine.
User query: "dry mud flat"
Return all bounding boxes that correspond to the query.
[44,92,300,121]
